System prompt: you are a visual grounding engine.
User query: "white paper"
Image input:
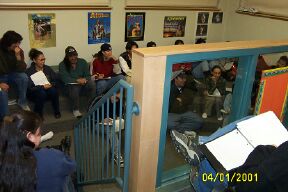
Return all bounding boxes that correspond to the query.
[206,129,254,171]
[208,88,222,97]
[205,111,288,171]
[237,111,288,148]
[30,71,50,86]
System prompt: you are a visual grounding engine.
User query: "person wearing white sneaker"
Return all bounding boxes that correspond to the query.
[0,31,30,117]
[202,66,226,120]
[59,46,96,118]
[73,110,82,118]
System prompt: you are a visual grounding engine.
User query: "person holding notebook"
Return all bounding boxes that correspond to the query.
[91,43,124,96]
[26,48,61,119]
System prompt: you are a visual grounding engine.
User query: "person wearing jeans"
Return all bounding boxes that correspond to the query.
[91,43,125,96]
[59,46,96,118]
[0,31,30,113]
[0,84,8,121]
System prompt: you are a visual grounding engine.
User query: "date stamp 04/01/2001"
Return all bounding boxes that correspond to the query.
[202,172,258,183]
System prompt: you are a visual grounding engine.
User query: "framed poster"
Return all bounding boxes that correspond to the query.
[163,16,186,38]
[197,12,209,24]
[28,13,56,48]
[212,12,223,24]
[125,12,145,42]
[196,24,208,36]
[88,12,111,44]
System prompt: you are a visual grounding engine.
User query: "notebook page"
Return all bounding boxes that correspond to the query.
[30,71,50,86]
[237,111,288,148]
[205,129,254,171]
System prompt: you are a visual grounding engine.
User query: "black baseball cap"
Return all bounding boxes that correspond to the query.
[65,46,78,56]
[100,43,112,52]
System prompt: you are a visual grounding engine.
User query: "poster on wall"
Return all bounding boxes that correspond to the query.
[163,16,186,38]
[196,24,208,36]
[212,12,223,24]
[28,13,56,48]
[197,12,209,24]
[88,12,111,44]
[125,12,145,42]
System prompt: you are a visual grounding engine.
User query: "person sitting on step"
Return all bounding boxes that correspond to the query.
[26,48,61,119]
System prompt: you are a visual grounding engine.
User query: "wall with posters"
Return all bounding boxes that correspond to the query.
[0,0,227,67]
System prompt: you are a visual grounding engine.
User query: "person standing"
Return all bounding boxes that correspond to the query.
[26,48,61,119]
[0,30,30,121]
[59,46,96,118]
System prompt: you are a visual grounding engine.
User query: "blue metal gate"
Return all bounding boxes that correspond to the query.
[74,80,139,192]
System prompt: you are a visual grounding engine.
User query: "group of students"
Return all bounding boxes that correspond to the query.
[0,30,141,120]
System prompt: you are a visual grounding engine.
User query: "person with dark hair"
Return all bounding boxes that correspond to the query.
[146,41,156,47]
[26,48,61,119]
[91,43,125,96]
[59,46,96,118]
[0,31,30,121]
[0,111,76,192]
[202,65,226,121]
[195,38,206,44]
[272,55,288,68]
[115,41,139,82]
[174,39,184,45]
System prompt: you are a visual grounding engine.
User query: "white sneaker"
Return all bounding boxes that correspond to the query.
[170,130,200,166]
[217,116,223,121]
[220,109,228,114]
[19,104,31,111]
[41,131,54,142]
[202,113,207,119]
[73,110,82,118]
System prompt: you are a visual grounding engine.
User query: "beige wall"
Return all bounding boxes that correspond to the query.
[0,0,227,67]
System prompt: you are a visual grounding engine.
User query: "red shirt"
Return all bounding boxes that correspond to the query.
[92,58,117,77]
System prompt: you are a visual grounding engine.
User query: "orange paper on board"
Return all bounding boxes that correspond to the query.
[254,66,288,122]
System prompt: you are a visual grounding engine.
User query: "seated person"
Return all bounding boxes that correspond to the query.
[174,39,184,45]
[0,111,76,192]
[168,70,203,157]
[26,48,61,119]
[91,43,124,96]
[146,41,156,47]
[271,55,288,68]
[0,30,30,120]
[202,65,226,121]
[59,46,96,118]
[115,41,139,83]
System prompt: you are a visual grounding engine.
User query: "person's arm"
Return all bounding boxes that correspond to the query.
[119,56,132,76]
[205,77,217,95]
[15,47,27,72]
[58,62,77,84]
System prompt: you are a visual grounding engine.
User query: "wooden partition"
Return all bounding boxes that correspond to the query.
[129,40,288,192]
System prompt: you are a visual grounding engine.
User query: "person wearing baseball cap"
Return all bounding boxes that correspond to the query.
[91,43,125,96]
[59,46,96,118]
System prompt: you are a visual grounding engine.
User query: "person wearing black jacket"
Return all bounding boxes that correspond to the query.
[0,31,30,121]
[26,48,61,119]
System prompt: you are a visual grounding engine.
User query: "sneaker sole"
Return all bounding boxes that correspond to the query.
[171,131,199,166]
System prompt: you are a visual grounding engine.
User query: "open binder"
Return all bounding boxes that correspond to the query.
[199,111,288,173]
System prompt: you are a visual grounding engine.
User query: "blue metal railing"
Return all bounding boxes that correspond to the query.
[74,79,139,192]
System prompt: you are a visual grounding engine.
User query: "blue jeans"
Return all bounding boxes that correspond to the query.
[95,75,125,96]
[168,111,203,133]
[28,86,60,116]
[0,72,28,106]
[0,90,8,121]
